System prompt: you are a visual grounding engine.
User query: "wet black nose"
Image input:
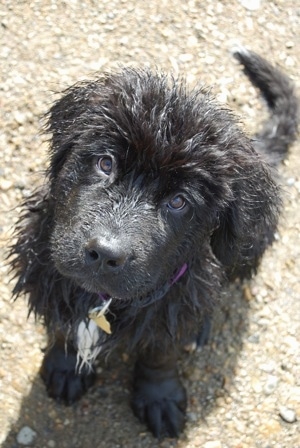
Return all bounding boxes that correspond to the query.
[85,238,128,272]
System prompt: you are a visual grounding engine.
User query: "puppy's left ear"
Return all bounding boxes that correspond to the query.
[210,144,280,279]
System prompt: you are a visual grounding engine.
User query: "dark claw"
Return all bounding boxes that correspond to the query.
[40,342,96,404]
[131,362,187,438]
[146,402,162,438]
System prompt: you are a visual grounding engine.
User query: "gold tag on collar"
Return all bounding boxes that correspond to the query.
[88,299,112,334]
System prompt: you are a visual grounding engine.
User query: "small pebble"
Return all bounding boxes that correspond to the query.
[239,0,260,10]
[0,179,13,191]
[13,111,27,125]
[260,362,276,373]
[187,412,198,422]
[286,177,295,186]
[203,441,222,448]
[179,53,193,63]
[16,426,37,445]
[264,375,278,395]
[279,406,297,423]
[285,41,294,48]
[248,334,260,344]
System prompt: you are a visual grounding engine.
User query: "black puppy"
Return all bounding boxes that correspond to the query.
[11,49,298,438]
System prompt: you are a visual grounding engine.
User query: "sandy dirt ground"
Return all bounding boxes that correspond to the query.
[0,1,299,447]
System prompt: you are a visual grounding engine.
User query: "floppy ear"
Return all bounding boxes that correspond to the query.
[210,147,280,280]
[10,189,73,327]
[11,189,52,313]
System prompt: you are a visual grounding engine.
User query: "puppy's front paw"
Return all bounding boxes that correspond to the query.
[131,363,187,438]
[40,342,96,404]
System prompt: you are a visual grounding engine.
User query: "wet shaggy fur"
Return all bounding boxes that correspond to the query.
[11,49,298,438]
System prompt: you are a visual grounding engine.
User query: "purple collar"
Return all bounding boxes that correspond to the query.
[170,263,188,285]
[135,262,188,307]
[98,263,188,309]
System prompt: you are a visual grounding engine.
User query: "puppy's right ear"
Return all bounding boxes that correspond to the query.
[10,188,53,318]
[10,188,75,330]
[46,84,93,177]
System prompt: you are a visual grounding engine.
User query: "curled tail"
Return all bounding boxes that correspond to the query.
[233,47,298,165]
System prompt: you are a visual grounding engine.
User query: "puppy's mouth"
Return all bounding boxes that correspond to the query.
[138,263,188,307]
[88,263,188,334]
[101,263,188,308]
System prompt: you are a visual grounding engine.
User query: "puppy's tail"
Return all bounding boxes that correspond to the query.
[233,47,298,165]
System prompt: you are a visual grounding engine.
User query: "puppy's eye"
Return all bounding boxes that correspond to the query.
[167,195,186,211]
[97,156,113,175]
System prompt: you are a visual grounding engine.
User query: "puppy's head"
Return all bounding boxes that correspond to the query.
[46,69,276,302]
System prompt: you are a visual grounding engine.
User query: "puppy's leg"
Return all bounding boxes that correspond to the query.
[131,350,187,438]
[40,331,96,404]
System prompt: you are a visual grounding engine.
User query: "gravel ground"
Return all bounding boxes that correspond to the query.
[0,1,299,447]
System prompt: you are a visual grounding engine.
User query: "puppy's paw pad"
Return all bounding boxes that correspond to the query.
[131,370,187,438]
[40,343,96,404]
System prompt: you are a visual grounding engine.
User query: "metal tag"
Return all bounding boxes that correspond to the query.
[88,298,112,334]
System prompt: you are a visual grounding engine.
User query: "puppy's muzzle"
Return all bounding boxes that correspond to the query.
[85,237,129,273]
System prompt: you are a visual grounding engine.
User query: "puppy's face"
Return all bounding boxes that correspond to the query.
[48,70,241,301]
[51,145,204,300]
[52,156,193,299]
